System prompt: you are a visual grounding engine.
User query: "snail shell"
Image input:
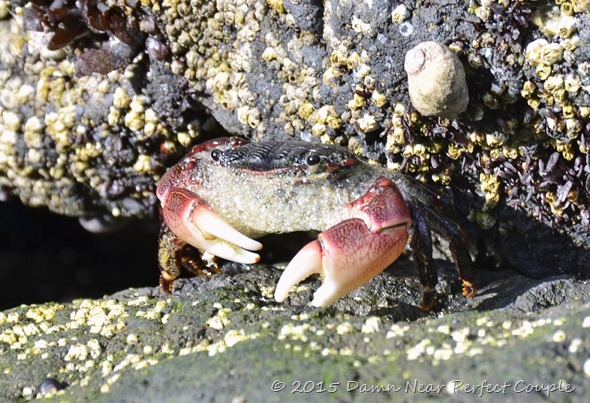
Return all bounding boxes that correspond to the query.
[404,41,469,118]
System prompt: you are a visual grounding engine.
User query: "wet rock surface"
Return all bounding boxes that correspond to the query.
[0,260,589,401]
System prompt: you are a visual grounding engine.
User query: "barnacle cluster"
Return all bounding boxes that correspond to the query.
[502,1,590,229]
[384,0,589,239]
[151,0,408,154]
[1,0,589,248]
[0,1,211,219]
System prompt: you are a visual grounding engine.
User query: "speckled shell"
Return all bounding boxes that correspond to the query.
[158,138,425,238]
[160,140,377,237]
[404,41,469,118]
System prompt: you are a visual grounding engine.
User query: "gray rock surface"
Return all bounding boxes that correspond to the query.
[1,260,589,401]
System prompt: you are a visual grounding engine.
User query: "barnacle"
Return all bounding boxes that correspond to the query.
[347,91,367,110]
[371,91,387,108]
[404,42,469,119]
[391,5,411,23]
[479,173,501,208]
[532,5,577,38]
[357,113,379,133]
[351,16,374,37]
[266,0,286,14]
[485,132,508,147]
[311,123,326,136]
[572,0,590,12]
[539,43,564,65]
[525,39,549,67]
[398,22,414,37]
[544,74,564,93]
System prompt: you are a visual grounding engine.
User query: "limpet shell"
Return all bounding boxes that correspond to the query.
[404,41,469,118]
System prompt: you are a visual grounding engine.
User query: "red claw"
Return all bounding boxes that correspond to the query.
[275,177,412,307]
[159,187,262,264]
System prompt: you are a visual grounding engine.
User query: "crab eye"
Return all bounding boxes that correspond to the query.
[210,149,221,161]
[306,153,321,167]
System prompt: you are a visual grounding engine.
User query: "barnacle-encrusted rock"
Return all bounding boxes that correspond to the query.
[0,4,218,220]
[404,41,469,118]
[1,0,590,278]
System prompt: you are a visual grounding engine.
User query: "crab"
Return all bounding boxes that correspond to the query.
[156,137,477,310]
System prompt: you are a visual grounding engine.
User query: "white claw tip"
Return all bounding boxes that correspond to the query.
[274,289,288,303]
[310,282,341,308]
[273,240,323,304]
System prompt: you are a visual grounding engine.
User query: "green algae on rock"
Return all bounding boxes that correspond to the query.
[0,261,589,401]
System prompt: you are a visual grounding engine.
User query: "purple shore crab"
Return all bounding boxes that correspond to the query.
[156,137,477,310]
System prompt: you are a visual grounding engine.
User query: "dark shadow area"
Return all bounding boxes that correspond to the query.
[0,202,159,310]
[1,191,588,315]
[490,204,590,279]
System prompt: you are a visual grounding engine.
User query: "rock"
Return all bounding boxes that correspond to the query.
[1,1,590,266]
[0,260,589,401]
[284,0,324,35]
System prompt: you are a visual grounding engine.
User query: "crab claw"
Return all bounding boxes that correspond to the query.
[275,219,409,306]
[275,177,411,307]
[160,188,262,263]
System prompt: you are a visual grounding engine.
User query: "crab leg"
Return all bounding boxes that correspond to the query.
[275,177,412,307]
[161,188,262,264]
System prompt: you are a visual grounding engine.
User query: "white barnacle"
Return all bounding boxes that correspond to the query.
[404,42,469,118]
[391,5,411,23]
[399,22,414,37]
[540,42,564,65]
[525,39,549,66]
